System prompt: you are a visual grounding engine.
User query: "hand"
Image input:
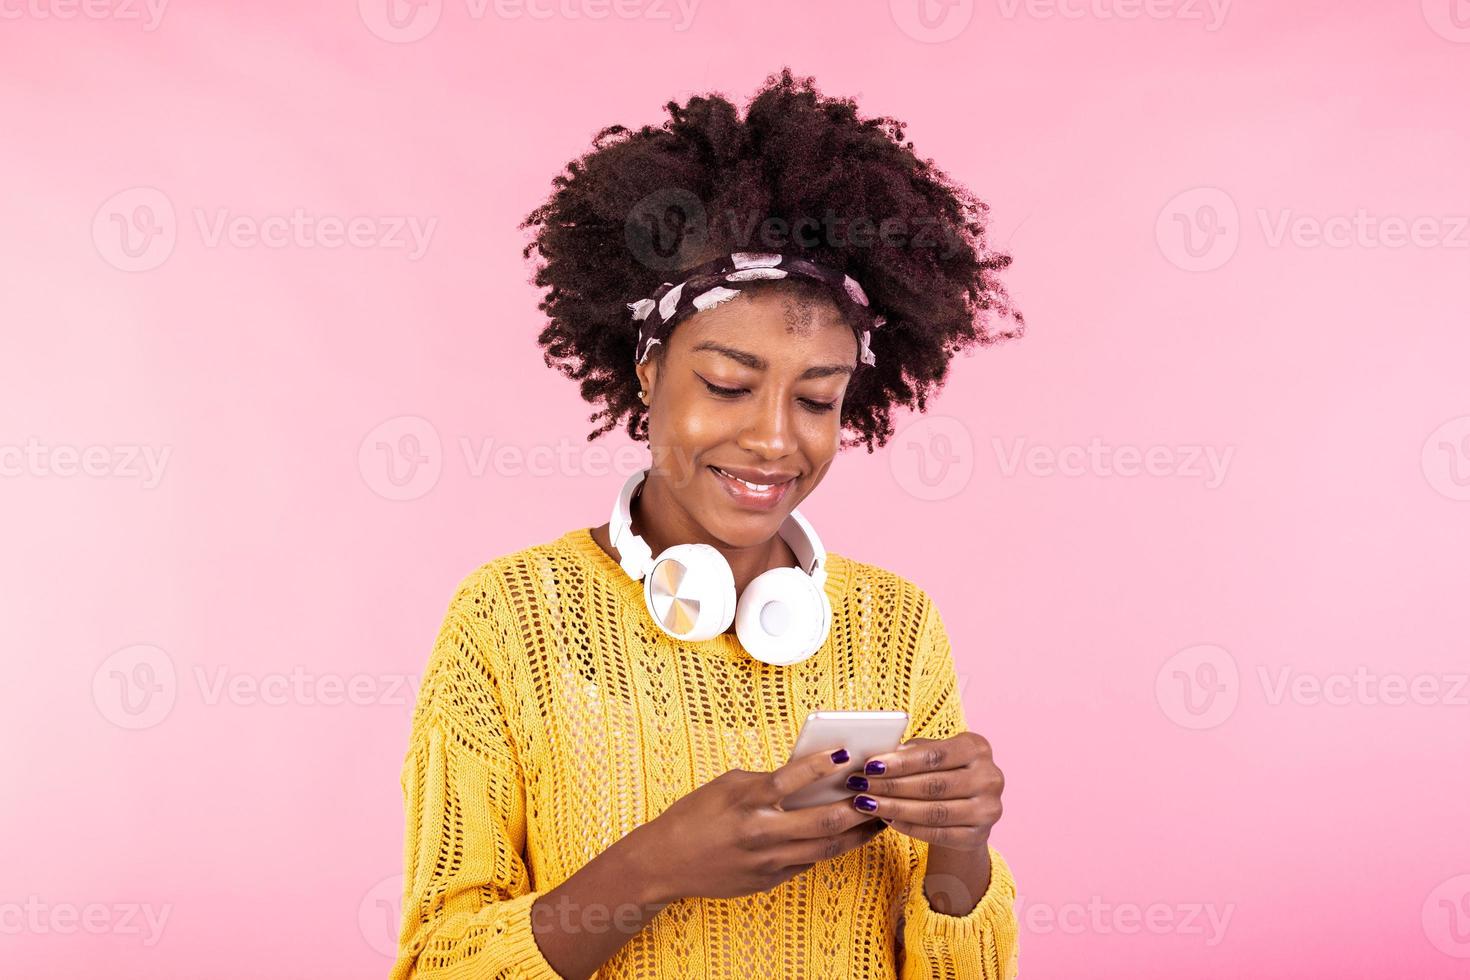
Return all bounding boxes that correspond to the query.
[844,732,1003,851]
[632,747,889,904]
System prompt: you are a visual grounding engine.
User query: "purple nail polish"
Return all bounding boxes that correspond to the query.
[864,760,886,776]
[830,748,849,765]
[846,774,869,791]
[852,795,878,812]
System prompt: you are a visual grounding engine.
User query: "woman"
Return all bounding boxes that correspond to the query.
[389,68,1025,980]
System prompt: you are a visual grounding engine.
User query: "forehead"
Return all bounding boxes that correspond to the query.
[670,284,857,362]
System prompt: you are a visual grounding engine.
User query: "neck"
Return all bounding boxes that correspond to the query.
[631,472,798,602]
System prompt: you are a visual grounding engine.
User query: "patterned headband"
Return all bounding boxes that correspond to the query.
[627,252,885,369]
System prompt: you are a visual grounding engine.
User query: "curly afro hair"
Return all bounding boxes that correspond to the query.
[520,67,1024,454]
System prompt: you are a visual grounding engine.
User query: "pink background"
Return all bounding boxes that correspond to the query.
[4,1,1470,976]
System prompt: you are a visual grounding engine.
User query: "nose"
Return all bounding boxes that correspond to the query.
[735,386,796,459]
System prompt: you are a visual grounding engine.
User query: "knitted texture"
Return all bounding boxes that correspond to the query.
[389,527,1019,979]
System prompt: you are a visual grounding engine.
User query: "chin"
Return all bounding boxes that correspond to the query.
[697,476,791,537]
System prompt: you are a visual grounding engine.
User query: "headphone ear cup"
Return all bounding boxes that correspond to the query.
[735,566,830,667]
[643,542,736,642]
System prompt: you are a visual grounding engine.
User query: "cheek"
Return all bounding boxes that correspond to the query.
[676,408,729,443]
[650,396,728,479]
[799,412,843,455]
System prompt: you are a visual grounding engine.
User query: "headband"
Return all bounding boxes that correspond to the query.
[627,252,885,369]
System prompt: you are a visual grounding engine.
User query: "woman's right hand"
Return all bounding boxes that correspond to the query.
[632,747,888,903]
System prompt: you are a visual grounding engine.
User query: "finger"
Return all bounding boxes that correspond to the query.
[845,766,981,802]
[883,819,983,849]
[846,791,985,829]
[766,817,886,870]
[860,736,972,780]
[754,745,856,808]
[772,795,883,842]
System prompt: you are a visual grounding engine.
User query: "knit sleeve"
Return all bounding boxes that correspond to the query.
[388,570,565,980]
[897,593,1020,980]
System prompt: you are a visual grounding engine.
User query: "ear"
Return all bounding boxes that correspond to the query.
[636,361,658,402]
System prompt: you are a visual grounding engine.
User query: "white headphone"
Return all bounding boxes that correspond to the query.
[609,467,832,666]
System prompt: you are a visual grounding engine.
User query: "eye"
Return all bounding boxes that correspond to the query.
[702,379,746,399]
[698,375,837,414]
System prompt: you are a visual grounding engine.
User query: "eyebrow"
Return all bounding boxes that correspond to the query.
[690,341,855,379]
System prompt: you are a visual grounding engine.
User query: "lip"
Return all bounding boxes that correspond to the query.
[708,465,797,511]
[711,463,800,484]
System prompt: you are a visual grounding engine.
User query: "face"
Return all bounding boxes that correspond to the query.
[635,286,858,549]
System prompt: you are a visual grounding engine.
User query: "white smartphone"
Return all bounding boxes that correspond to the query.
[777,710,910,811]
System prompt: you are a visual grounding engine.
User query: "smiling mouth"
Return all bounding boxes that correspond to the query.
[708,466,795,491]
[707,465,797,508]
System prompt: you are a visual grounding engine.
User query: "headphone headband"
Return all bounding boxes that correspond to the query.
[609,468,827,589]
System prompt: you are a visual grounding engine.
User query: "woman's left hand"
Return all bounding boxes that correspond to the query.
[848,732,1004,850]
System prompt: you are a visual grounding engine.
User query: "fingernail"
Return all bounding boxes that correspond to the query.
[852,795,878,813]
[830,748,849,765]
[881,817,893,824]
[864,760,886,775]
[845,774,869,791]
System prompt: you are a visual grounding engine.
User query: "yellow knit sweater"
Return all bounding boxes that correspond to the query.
[389,526,1019,979]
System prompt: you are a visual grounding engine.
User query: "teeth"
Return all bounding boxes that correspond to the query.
[715,467,783,492]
